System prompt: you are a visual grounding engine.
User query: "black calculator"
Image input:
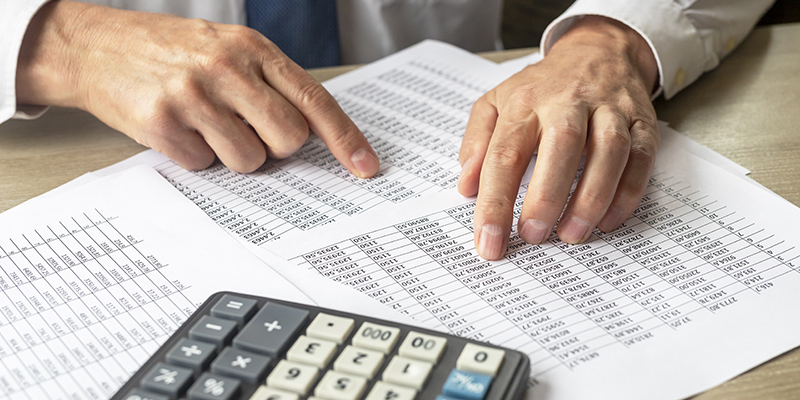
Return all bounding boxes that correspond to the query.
[112,291,530,400]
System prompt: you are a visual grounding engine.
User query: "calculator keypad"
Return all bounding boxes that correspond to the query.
[112,292,530,400]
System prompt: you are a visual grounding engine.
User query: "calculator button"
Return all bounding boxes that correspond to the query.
[166,338,218,372]
[211,295,258,325]
[266,360,320,395]
[382,356,433,390]
[306,313,355,344]
[189,316,238,345]
[333,345,384,379]
[186,372,240,400]
[365,381,417,400]
[398,331,447,363]
[249,386,300,400]
[234,303,309,357]
[140,362,194,397]
[121,388,170,400]
[314,370,368,400]
[286,335,338,368]
[211,347,272,383]
[351,322,401,354]
[456,344,505,377]
[441,369,492,400]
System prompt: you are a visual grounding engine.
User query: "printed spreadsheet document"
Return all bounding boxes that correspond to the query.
[0,166,363,400]
[77,40,800,399]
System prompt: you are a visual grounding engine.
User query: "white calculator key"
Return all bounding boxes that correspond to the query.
[456,343,505,377]
[365,381,418,400]
[286,335,338,368]
[398,331,447,363]
[314,370,368,400]
[382,355,433,390]
[249,385,300,400]
[306,313,355,344]
[266,360,319,395]
[333,345,385,379]
[351,322,401,353]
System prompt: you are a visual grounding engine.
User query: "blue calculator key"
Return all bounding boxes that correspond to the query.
[436,396,462,400]
[442,369,493,400]
[140,362,194,397]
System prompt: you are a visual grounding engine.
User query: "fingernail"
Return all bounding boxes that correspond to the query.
[520,219,549,244]
[351,148,379,178]
[560,216,592,244]
[457,158,473,186]
[598,206,624,232]
[478,224,505,260]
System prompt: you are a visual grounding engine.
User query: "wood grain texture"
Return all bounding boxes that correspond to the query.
[0,23,798,400]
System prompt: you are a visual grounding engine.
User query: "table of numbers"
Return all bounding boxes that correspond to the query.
[0,211,195,400]
[295,167,800,378]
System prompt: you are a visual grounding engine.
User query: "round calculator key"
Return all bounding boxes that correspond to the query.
[286,335,338,368]
[351,322,400,354]
[249,385,300,400]
[306,313,355,344]
[381,355,433,390]
[314,370,368,400]
[398,331,447,363]
[266,360,320,395]
[333,345,384,379]
[365,381,417,400]
[456,343,505,377]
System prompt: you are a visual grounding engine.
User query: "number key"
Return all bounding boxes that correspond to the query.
[398,331,447,363]
[286,335,337,368]
[351,322,400,354]
[333,345,384,379]
[266,360,319,395]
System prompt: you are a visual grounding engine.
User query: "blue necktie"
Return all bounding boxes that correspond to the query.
[246,0,341,69]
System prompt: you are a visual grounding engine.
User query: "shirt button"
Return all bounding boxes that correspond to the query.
[725,36,737,53]
[674,68,686,88]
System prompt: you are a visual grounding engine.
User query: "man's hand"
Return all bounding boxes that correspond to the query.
[458,16,660,260]
[16,0,379,177]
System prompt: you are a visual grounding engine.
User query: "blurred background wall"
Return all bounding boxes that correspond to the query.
[500,0,800,49]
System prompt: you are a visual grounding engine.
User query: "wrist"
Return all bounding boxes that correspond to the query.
[16,0,99,109]
[551,15,658,94]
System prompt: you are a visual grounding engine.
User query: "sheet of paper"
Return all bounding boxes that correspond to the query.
[95,41,514,247]
[0,166,317,400]
[267,126,800,400]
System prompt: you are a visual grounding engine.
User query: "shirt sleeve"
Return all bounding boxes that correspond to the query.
[1,0,53,123]
[540,0,775,99]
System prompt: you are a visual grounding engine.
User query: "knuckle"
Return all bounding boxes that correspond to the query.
[295,79,332,110]
[545,118,585,143]
[576,187,612,211]
[270,128,309,158]
[594,125,631,149]
[484,144,529,170]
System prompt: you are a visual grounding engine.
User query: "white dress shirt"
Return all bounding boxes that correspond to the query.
[0,0,776,123]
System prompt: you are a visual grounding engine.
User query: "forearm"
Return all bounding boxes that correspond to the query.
[16,0,93,108]
[550,15,658,95]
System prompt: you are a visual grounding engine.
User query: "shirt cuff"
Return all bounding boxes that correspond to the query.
[1,0,53,123]
[540,0,705,99]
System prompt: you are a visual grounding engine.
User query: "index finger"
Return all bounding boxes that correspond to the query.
[262,50,379,178]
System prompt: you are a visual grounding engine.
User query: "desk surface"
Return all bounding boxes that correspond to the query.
[1,22,798,400]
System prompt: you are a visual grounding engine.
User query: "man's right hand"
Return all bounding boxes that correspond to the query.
[16,0,379,177]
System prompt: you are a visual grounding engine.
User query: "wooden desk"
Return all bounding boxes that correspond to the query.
[1,22,798,400]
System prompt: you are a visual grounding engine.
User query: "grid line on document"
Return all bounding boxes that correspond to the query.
[1,237,115,397]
